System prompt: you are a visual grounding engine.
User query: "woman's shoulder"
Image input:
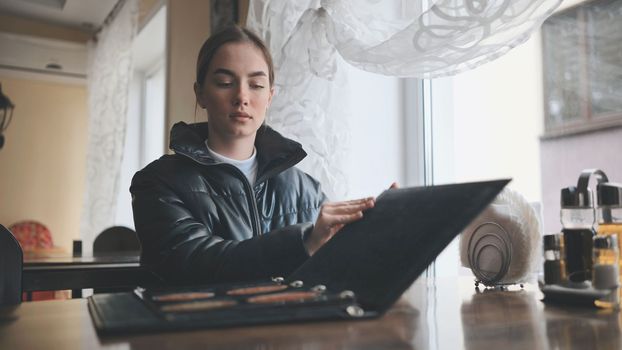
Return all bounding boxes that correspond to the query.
[131,154,201,188]
[277,167,320,186]
[137,154,192,174]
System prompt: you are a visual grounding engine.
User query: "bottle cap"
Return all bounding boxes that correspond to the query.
[597,182,622,207]
[594,235,618,250]
[561,186,593,208]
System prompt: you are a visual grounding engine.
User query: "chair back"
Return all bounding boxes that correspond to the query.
[93,226,141,255]
[8,220,53,251]
[1,224,23,305]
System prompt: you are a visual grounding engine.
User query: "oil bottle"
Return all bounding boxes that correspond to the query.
[561,186,596,283]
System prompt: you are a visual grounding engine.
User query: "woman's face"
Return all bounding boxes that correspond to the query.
[195,42,274,143]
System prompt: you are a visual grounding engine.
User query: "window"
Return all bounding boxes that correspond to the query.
[542,0,622,138]
[141,63,166,167]
[426,0,622,279]
[114,5,166,229]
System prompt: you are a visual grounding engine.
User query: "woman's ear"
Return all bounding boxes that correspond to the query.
[194,82,205,109]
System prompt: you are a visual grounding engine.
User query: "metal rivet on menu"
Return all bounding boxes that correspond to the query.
[340,290,355,299]
[289,280,304,288]
[271,277,284,284]
[346,305,365,317]
[311,284,326,292]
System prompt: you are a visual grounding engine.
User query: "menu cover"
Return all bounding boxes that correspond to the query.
[88,277,365,335]
[89,179,510,335]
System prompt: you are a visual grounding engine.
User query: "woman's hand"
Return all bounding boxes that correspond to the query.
[305,197,375,256]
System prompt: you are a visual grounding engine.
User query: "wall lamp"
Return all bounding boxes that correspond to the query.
[0,83,15,150]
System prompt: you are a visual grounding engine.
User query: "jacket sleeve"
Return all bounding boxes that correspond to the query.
[130,169,314,285]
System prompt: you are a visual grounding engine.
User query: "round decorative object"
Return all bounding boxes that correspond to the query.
[467,222,512,284]
[460,188,541,286]
[8,220,53,251]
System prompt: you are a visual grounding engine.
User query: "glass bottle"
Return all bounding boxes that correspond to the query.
[543,233,566,285]
[561,186,596,283]
[596,183,622,282]
[593,235,619,309]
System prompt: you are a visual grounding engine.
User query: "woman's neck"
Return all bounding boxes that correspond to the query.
[206,133,256,160]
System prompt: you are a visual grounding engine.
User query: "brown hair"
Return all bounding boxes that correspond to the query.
[195,25,274,91]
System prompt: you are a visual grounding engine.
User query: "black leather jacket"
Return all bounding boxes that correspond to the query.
[130,122,326,284]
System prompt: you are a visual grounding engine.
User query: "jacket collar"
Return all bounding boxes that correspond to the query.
[169,122,307,181]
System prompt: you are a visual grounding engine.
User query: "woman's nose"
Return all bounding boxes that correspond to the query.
[232,85,249,106]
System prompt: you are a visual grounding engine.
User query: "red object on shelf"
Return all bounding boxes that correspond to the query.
[8,220,67,301]
[9,220,53,251]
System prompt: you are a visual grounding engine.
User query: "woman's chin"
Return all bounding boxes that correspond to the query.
[226,125,258,139]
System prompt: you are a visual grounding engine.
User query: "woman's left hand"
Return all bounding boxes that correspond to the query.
[305,197,375,256]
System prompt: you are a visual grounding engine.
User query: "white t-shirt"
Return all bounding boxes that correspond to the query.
[205,142,258,186]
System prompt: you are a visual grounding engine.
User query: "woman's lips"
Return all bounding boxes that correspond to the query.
[229,112,252,121]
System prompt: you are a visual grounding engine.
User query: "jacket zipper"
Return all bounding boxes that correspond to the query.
[173,150,262,237]
[228,165,262,237]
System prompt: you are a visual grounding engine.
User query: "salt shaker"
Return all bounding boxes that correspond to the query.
[593,234,620,308]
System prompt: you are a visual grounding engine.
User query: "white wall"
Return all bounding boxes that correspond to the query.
[0,76,88,253]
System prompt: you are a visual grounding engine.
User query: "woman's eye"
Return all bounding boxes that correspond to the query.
[216,82,233,87]
[250,84,265,89]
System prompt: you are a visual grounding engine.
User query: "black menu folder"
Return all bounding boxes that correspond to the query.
[88,179,510,334]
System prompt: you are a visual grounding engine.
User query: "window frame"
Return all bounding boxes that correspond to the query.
[541,0,622,139]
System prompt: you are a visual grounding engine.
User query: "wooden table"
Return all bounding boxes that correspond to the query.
[23,251,160,295]
[1,277,621,349]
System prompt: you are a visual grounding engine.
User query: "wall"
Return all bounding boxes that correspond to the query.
[165,0,211,140]
[538,0,622,234]
[0,76,88,252]
[540,128,622,234]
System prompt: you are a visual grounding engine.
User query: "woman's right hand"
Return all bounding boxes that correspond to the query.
[304,197,375,256]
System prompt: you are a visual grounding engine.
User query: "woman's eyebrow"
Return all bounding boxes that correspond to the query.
[248,71,267,78]
[213,68,235,77]
[213,68,267,79]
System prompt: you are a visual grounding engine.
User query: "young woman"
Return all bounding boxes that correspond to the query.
[130,26,374,284]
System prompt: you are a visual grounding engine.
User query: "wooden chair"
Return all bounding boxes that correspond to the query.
[0,224,22,305]
[92,226,141,294]
[93,226,141,255]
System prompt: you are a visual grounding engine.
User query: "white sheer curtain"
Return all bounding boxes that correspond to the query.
[247,0,561,199]
[80,0,138,253]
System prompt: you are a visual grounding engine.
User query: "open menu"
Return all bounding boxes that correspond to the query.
[89,179,509,334]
